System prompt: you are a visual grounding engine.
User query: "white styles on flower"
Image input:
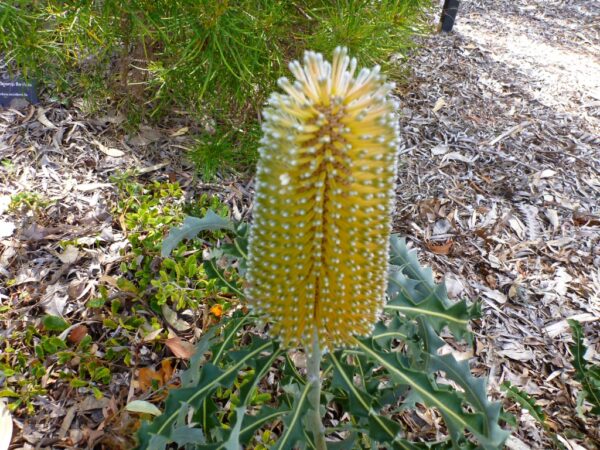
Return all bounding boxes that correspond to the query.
[246,47,400,349]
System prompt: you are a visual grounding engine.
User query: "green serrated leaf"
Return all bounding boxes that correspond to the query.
[569,319,600,415]
[330,353,387,426]
[417,319,507,446]
[204,258,245,298]
[136,339,274,449]
[207,351,283,449]
[371,317,411,347]
[500,381,546,426]
[325,433,357,450]
[237,405,290,446]
[161,210,234,257]
[223,406,245,450]
[354,336,507,450]
[386,235,476,341]
[211,315,249,365]
[171,426,206,446]
[181,326,219,388]
[221,223,249,259]
[330,352,450,449]
[273,382,312,450]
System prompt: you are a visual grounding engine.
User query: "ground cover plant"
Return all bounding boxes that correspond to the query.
[0,177,235,446]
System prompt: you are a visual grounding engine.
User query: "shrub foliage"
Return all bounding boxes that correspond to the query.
[1,1,430,121]
[138,218,509,449]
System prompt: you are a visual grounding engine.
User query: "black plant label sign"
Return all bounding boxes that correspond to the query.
[0,78,39,107]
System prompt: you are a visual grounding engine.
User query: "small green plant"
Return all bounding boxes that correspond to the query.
[0,318,110,414]
[501,381,546,427]
[189,124,261,180]
[569,319,600,416]
[8,191,53,216]
[108,178,230,312]
[138,50,508,449]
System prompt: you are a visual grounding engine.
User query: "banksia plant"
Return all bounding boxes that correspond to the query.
[246,47,400,349]
[140,34,505,450]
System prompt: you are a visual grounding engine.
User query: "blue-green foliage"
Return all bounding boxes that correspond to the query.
[137,219,508,449]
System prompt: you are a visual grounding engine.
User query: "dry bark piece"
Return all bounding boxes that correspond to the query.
[68,325,88,345]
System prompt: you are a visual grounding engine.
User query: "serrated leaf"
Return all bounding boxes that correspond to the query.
[272,382,312,450]
[201,351,282,449]
[221,223,249,259]
[238,406,289,446]
[211,315,249,365]
[161,211,234,257]
[204,259,244,299]
[329,353,378,419]
[500,381,546,426]
[330,352,414,447]
[171,426,206,445]
[137,339,274,449]
[326,433,357,450]
[180,326,218,388]
[569,319,600,415]
[417,319,507,446]
[354,336,507,450]
[386,236,476,340]
[126,400,162,416]
[223,406,245,450]
[371,317,411,347]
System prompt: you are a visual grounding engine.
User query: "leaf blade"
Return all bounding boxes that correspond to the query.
[161,210,234,257]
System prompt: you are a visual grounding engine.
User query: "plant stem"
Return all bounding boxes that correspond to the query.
[307,329,327,450]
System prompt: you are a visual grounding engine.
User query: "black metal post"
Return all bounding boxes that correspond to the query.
[440,0,460,32]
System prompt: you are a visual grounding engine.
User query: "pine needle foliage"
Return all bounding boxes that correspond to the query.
[1,0,431,123]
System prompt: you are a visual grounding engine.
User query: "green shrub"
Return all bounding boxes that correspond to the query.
[1,1,431,176]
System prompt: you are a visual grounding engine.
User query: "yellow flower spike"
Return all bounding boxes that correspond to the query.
[246,47,400,349]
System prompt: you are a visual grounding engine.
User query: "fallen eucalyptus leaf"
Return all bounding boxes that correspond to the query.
[93,139,124,157]
[37,107,57,129]
[165,337,195,360]
[161,304,191,331]
[126,400,162,416]
[0,401,12,450]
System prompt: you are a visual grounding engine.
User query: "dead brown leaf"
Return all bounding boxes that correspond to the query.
[164,337,195,360]
[68,325,88,345]
[160,360,174,383]
[425,239,453,255]
[137,367,163,392]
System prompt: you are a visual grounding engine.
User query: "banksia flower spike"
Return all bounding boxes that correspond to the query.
[246,47,400,349]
